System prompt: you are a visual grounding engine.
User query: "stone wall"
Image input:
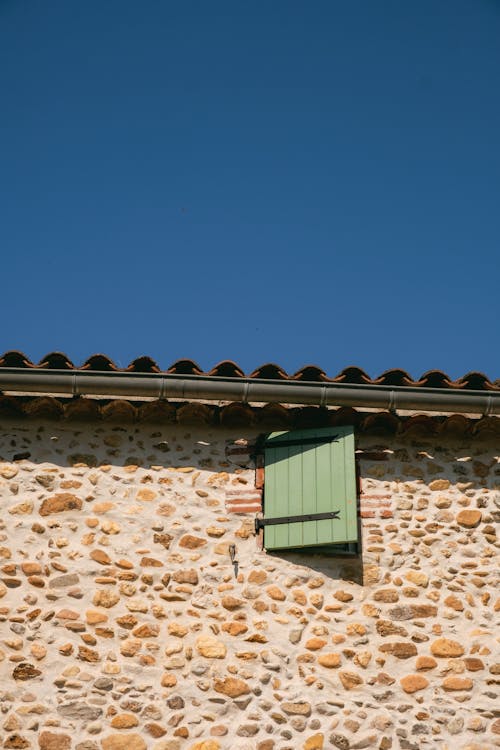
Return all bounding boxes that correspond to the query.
[0,418,498,750]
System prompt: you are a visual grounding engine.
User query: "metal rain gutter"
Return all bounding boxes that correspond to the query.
[0,368,498,415]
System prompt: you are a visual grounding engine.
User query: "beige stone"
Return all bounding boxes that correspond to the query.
[404,571,428,587]
[9,501,34,515]
[86,609,109,625]
[282,702,312,716]
[354,651,372,668]
[196,635,226,658]
[189,742,220,750]
[39,731,71,750]
[172,569,198,585]
[30,643,47,660]
[93,590,120,608]
[101,735,146,750]
[373,589,399,603]
[400,674,429,693]
[429,479,450,491]
[266,585,286,601]
[338,671,363,690]
[101,520,121,534]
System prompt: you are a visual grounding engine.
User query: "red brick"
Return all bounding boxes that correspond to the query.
[226,504,261,514]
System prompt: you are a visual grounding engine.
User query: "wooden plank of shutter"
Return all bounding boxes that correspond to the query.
[263,426,357,550]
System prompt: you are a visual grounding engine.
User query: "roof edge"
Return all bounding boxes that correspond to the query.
[0,368,499,416]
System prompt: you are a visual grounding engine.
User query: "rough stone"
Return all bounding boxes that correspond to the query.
[39,493,82,516]
[179,535,206,549]
[430,638,465,658]
[456,509,482,528]
[338,671,363,690]
[379,642,417,659]
[400,675,429,693]
[317,653,341,668]
[196,635,226,658]
[101,735,146,750]
[38,732,71,750]
[213,677,250,697]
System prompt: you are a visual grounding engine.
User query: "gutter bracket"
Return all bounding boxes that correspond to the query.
[388,390,397,414]
[158,378,167,401]
[484,396,493,417]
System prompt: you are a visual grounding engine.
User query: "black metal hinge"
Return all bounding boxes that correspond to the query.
[265,434,339,449]
[255,510,340,533]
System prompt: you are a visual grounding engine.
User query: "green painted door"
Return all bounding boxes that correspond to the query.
[263,426,357,551]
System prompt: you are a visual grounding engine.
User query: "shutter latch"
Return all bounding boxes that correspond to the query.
[255,510,340,533]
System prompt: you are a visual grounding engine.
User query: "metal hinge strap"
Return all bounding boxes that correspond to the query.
[255,510,340,533]
[265,434,339,449]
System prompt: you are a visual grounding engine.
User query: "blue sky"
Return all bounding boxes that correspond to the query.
[1,0,499,379]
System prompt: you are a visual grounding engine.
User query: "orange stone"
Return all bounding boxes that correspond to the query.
[110,713,139,728]
[90,549,112,565]
[430,638,464,658]
[456,509,482,528]
[400,674,429,693]
[213,677,250,698]
[442,676,473,691]
[317,653,341,668]
[415,656,437,671]
[179,535,207,549]
[39,493,82,516]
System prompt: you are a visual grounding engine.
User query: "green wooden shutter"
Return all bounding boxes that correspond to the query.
[262,426,357,551]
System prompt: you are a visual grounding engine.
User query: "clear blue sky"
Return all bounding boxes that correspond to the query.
[1,0,499,378]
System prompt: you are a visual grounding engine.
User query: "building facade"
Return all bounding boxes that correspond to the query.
[0,354,498,750]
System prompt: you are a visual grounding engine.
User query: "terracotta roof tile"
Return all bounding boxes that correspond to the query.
[38,351,75,369]
[81,354,118,371]
[0,351,497,390]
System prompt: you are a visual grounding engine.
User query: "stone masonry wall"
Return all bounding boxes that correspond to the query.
[0,418,498,750]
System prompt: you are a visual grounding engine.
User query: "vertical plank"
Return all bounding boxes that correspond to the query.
[263,426,357,550]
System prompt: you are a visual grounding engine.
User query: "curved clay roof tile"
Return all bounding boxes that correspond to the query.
[249,363,289,380]
[208,361,245,378]
[331,367,373,384]
[455,371,494,390]
[126,356,161,373]
[81,354,118,371]
[416,370,456,388]
[166,359,204,376]
[361,412,399,434]
[293,365,328,382]
[376,369,415,387]
[0,350,34,368]
[38,352,75,370]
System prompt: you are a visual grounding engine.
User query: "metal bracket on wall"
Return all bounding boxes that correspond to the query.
[255,510,340,534]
